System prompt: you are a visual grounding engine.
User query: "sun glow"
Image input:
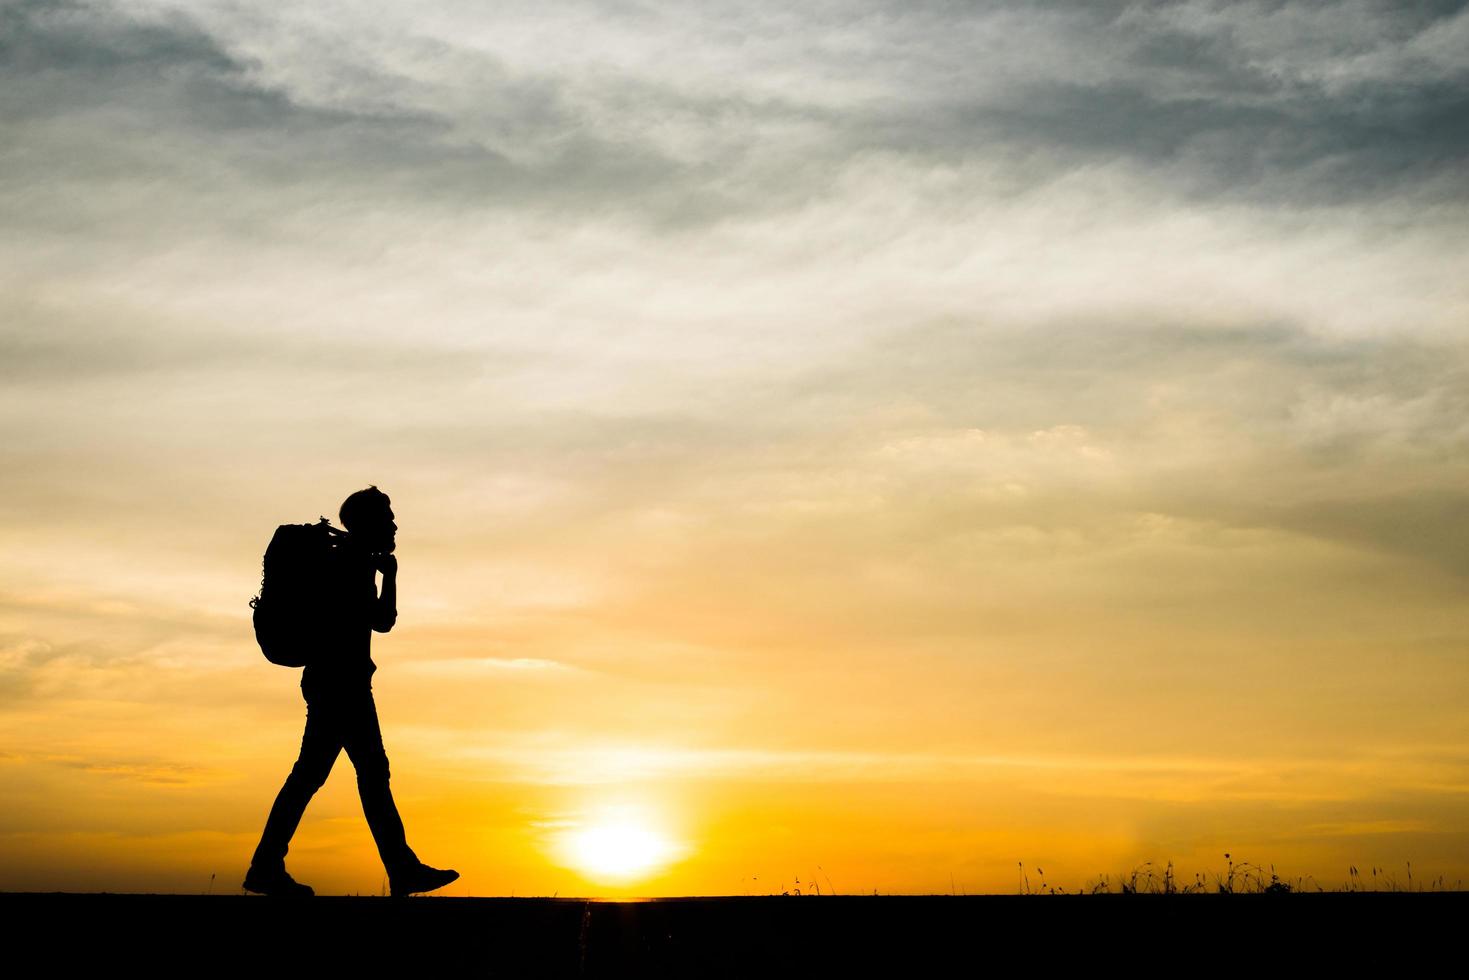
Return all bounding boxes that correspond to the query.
[554,805,684,883]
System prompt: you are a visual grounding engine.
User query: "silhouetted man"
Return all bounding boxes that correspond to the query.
[244,486,459,897]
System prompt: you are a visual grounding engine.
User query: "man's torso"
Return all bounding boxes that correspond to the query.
[302,542,379,692]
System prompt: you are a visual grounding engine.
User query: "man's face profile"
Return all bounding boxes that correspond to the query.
[346,497,397,555]
[361,501,396,554]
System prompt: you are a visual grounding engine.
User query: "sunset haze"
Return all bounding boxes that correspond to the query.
[3,0,1469,896]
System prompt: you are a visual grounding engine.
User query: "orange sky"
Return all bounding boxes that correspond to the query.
[3,1,1469,896]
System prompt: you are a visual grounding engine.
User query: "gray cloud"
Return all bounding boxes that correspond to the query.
[3,0,1465,234]
[0,0,694,225]
[2,0,1467,582]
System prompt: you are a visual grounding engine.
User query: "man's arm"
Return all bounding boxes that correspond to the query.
[372,553,398,633]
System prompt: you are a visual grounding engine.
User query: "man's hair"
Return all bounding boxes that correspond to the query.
[340,485,391,531]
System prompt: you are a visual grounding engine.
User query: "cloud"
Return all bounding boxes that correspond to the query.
[5,0,1466,242]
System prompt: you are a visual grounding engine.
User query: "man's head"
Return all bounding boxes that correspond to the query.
[340,485,396,553]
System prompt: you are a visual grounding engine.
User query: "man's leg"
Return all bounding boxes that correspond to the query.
[249,692,344,872]
[340,686,419,876]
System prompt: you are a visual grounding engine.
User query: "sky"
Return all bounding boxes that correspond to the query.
[2,0,1468,896]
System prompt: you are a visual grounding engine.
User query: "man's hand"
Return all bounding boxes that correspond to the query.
[373,553,398,576]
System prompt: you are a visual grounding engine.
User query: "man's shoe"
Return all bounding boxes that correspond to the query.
[242,865,315,897]
[390,863,460,897]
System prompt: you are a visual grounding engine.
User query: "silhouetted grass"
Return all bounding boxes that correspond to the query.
[1009,855,1463,895]
[747,855,1462,897]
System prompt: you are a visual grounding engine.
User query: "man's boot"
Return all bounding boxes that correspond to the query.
[243,864,315,897]
[389,862,460,897]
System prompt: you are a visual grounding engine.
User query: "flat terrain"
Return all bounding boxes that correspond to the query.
[6,892,1459,974]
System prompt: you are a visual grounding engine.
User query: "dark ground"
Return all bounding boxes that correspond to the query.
[5,892,1459,975]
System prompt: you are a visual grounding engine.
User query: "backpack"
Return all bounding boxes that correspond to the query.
[249,517,344,667]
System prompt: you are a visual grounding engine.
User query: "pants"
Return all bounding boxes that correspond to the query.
[250,678,419,875]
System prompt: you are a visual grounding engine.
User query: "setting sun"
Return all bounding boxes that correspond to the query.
[555,807,685,884]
